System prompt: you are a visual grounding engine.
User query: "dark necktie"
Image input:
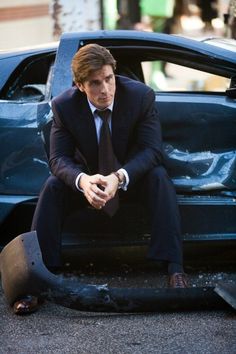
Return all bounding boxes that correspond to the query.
[96,109,119,216]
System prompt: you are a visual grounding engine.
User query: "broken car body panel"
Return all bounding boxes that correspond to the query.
[0,231,231,312]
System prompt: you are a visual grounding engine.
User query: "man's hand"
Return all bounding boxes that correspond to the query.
[79,173,119,209]
[101,173,119,200]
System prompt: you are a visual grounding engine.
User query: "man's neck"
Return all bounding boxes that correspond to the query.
[87,99,114,114]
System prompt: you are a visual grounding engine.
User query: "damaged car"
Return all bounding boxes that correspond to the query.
[0,30,236,251]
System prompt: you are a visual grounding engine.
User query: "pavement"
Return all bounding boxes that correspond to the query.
[0,290,235,354]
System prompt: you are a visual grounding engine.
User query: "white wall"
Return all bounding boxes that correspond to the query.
[0,0,101,51]
[0,0,53,50]
[50,0,101,36]
[0,0,49,7]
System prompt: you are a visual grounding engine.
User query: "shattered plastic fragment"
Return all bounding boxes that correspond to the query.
[165,144,236,192]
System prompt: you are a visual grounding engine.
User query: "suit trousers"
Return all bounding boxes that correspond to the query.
[31,166,183,269]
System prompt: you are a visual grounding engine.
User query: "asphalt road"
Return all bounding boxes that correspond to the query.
[1,244,236,354]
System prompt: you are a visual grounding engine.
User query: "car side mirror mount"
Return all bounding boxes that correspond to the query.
[226,76,236,98]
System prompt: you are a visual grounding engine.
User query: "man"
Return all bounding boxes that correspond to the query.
[13,43,187,315]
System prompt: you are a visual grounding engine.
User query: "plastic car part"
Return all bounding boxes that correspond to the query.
[164,145,236,192]
[226,75,236,98]
[215,282,236,310]
[0,231,231,312]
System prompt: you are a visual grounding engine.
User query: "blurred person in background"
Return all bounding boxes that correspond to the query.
[197,0,219,31]
[224,0,236,38]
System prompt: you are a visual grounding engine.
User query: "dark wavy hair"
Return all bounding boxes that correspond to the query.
[71,43,116,84]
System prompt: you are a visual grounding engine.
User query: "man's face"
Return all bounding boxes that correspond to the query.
[77,65,116,110]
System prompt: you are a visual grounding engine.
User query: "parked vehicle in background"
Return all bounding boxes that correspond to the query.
[224,0,236,39]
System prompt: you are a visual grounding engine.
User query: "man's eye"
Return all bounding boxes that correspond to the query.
[90,81,100,86]
[106,76,113,82]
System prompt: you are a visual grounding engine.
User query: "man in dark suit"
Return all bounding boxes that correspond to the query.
[13,44,187,315]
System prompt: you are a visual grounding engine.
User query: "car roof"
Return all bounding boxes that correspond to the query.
[0,42,58,58]
[201,37,236,52]
[62,30,236,64]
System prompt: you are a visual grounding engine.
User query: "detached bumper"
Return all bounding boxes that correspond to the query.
[0,231,234,312]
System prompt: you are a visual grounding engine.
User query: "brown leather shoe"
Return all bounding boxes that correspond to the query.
[169,273,188,288]
[13,295,39,315]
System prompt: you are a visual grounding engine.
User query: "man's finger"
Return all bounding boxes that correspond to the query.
[91,184,108,199]
[90,190,106,206]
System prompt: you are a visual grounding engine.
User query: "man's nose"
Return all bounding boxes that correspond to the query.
[101,82,109,93]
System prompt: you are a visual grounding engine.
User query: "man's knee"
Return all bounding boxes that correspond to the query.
[144,165,176,197]
[146,165,169,182]
[42,175,66,194]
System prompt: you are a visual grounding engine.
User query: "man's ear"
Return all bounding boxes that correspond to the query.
[76,83,84,92]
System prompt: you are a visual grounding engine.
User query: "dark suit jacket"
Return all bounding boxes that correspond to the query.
[50,75,163,190]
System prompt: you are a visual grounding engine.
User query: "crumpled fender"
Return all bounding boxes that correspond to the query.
[0,231,231,312]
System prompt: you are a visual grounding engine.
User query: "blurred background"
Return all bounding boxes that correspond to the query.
[0,0,235,51]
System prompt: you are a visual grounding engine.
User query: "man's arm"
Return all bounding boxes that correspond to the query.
[49,100,87,190]
[122,88,163,185]
[49,99,121,208]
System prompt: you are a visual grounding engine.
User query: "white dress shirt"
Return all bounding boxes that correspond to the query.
[75,99,129,191]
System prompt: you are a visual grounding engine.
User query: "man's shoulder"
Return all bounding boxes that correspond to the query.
[115,75,151,93]
[52,86,83,106]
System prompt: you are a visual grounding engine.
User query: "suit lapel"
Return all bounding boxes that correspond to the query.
[79,103,98,145]
[112,89,130,160]
[73,94,98,169]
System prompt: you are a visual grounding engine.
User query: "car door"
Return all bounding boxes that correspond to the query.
[120,42,236,241]
[0,50,56,239]
[100,36,236,242]
[0,50,55,196]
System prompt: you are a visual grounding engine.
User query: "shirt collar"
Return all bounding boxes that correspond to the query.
[87,99,114,115]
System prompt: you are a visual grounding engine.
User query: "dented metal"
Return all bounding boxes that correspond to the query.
[0,102,50,198]
[164,145,236,192]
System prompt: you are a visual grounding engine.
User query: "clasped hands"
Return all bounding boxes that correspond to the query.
[79,173,119,209]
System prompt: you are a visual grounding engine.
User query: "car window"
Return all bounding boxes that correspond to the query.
[142,61,230,92]
[0,53,55,102]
